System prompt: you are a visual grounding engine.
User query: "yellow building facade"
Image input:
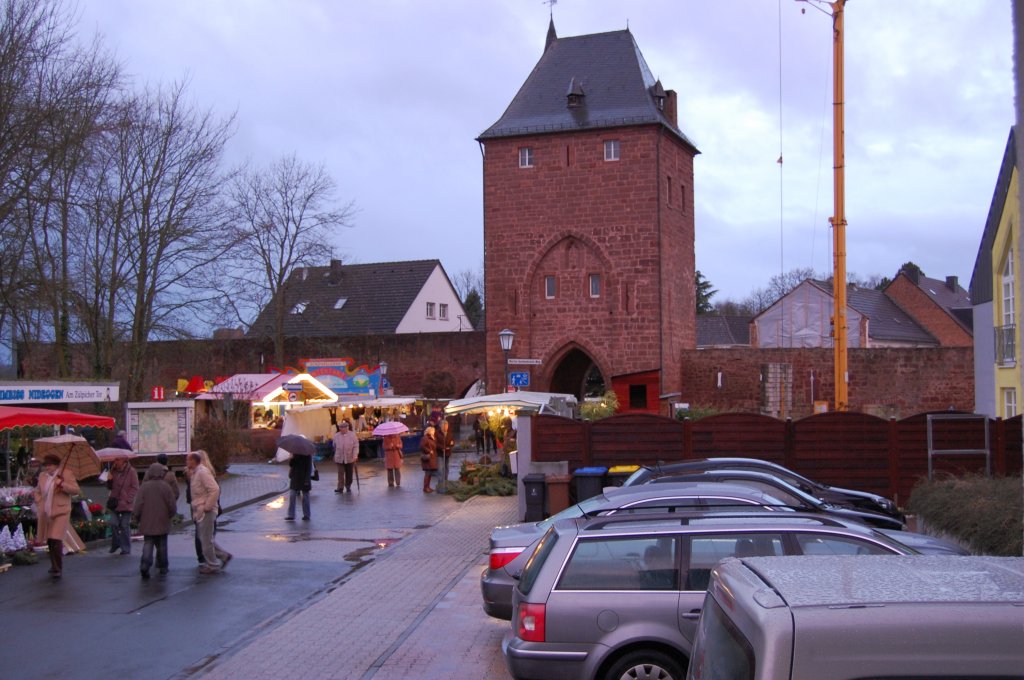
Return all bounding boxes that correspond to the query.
[990,159,1021,417]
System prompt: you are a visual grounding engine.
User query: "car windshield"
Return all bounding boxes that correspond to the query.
[536,494,609,531]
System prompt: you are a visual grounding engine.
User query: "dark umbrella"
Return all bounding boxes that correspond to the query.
[276,434,315,457]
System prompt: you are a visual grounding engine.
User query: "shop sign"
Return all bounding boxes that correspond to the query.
[0,382,119,404]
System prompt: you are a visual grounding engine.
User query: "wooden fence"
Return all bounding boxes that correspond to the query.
[531,411,1023,505]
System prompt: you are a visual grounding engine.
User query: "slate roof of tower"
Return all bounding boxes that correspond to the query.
[246,260,442,338]
[478,26,698,152]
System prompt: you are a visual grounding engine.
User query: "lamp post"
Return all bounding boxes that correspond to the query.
[379,361,388,396]
[498,328,515,392]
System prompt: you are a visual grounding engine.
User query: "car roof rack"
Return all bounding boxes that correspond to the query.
[578,509,850,531]
[579,502,790,519]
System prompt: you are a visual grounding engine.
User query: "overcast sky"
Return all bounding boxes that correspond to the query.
[73,0,1014,303]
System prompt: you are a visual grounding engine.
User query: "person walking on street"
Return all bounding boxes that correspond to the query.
[132,462,177,579]
[184,450,215,564]
[383,433,403,487]
[332,421,359,493]
[285,450,313,520]
[155,453,180,501]
[107,456,139,555]
[420,425,438,493]
[435,418,454,493]
[187,452,231,574]
[34,454,80,578]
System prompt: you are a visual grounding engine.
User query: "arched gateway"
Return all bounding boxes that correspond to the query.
[548,348,606,400]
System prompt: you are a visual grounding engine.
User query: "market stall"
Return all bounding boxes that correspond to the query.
[282,396,425,459]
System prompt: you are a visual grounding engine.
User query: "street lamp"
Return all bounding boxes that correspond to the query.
[498,328,515,392]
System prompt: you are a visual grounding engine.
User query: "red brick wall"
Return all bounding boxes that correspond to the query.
[884,274,972,347]
[19,332,486,403]
[482,125,696,395]
[679,347,974,419]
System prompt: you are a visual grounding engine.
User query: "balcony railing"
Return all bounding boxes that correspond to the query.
[995,324,1016,365]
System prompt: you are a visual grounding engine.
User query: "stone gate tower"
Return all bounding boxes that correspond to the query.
[478,21,699,411]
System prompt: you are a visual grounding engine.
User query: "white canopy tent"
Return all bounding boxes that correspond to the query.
[444,391,577,418]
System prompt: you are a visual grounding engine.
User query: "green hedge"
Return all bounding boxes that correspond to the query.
[907,474,1022,556]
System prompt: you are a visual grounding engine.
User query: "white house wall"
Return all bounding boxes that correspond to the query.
[756,281,861,348]
[395,265,474,333]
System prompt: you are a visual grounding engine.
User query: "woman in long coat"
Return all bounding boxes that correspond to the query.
[420,425,437,493]
[34,453,80,578]
[383,434,403,487]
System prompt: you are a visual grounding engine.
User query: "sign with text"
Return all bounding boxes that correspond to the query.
[0,382,119,404]
[508,358,542,365]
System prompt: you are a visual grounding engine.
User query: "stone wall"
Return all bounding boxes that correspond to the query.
[680,346,975,419]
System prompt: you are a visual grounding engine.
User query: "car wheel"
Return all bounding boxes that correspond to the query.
[605,649,685,680]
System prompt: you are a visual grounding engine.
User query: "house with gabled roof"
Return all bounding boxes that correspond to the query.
[884,269,972,347]
[246,259,473,340]
[751,279,937,349]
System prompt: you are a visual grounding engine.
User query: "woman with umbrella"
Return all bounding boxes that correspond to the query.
[420,425,438,493]
[34,454,80,578]
[373,421,409,488]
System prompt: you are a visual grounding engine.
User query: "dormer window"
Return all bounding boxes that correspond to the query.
[290,301,309,315]
[566,77,585,108]
[650,79,667,111]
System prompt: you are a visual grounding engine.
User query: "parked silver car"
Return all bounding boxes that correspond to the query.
[688,555,1024,680]
[503,511,921,680]
[481,481,790,620]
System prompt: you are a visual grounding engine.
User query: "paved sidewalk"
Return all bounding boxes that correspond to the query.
[198,493,518,679]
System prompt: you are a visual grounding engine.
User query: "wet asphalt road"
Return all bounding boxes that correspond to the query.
[1,458,472,680]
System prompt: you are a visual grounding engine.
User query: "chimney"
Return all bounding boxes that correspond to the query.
[945,275,959,292]
[329,258,343,284]
[664,90,678,127]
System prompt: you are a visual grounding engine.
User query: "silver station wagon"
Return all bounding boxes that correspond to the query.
[503,511,922,680]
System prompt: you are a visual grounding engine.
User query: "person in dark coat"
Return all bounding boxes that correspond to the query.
[107,456,139,555]
[285,453,313,520]
[110,430,133,450]
[434,419,454,493]
[132,463,177,578]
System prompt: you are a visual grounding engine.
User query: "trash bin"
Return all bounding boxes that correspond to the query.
[573,466,608,503]
[546,474,571,516]
[523,473,547,522]
[606,464,641,487]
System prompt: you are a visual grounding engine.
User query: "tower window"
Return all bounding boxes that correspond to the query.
[426,302,436,319]
[545,275,556,299]
[667,175,673,205]
[604,140,620,161]
[589,274,601,298]
[680,183,687,211]
[519,147,534,168]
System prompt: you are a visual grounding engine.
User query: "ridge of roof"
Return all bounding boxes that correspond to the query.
[803,279,937,344]
[478,26,697,151]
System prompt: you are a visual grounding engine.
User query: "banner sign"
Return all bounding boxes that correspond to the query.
[0,382,119,404]
[302,358,381,396]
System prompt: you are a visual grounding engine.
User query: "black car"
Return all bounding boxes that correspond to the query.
[624,457,903,521]
[642,469,905,530]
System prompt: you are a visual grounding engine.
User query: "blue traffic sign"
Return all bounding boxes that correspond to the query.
[509,371,530,387]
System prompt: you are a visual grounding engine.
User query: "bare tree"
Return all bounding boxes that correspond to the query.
[102,82,235,399]
[225,154,355,366]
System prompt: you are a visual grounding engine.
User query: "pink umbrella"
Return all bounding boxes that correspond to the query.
[372,422,409,436]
